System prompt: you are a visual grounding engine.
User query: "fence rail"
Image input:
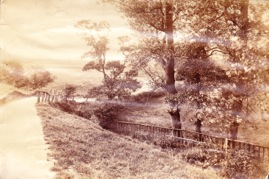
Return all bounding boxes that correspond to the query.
[36,90,269,160]
[112,120,269,160]
[36,90,80,103]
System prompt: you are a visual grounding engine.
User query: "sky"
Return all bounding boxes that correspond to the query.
[0,0,131,66]
[1,0,268,67]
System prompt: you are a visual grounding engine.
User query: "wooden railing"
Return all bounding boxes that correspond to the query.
[35,90,269,160]
[36,91,52,103]
[112,120,269,160]
[35,90,76,103]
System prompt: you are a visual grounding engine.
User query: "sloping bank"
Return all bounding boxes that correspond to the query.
[36,103,222,179]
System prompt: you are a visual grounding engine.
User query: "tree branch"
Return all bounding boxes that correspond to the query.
[148,22,166,32]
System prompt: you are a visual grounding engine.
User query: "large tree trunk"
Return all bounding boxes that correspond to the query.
[239,0,249,42]
[165,2,181,136]
[229,0,249,140]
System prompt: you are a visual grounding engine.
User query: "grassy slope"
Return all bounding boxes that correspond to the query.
[31,63,269,147]
[117,98,172,128]
[2,59,269,146]
[36,103,222,179]
[36,64,269,146]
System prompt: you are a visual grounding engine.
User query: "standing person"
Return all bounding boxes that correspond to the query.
[230,121,239,140]
[229,119,240,148]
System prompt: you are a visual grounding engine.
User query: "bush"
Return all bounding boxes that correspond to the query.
[52,100,125,129]
[182,147,266,178]
[62,84,77,99]
[0,61,54,90]
[0,60,26,87]
[53,101,76,113]
[26,67,54,89]
[222,149,266,178]
[94,103,125,129]
[53,101,92,120]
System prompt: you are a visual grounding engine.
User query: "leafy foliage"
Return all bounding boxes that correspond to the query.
[25,66,55,90]
[166,1,269,132]
[94,103,125,129]
[62,84,77,99]
[0,60,54,90]
[182,147,266,178]
[103,1,269,133]
[52,101,92,120]
[76,20,141,100]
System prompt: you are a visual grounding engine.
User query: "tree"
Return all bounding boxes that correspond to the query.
[26,66,55,90]
[104,0,269,137]
[175,41,230,133]
[184,0,268,134]
[103,0,237,134]
[210,0,269,137]
[75,20,141,100]
[102,0,192,134]
[0,60,54,90]
[0,60,26,87]
[62,84,77,100]
[177,0,269,137]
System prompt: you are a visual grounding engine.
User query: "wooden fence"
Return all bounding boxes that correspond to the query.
[112,120,269,160]
[36,90,76,103]
[36,91,53,103]
[35,90,269,160]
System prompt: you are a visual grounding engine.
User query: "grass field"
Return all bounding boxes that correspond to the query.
[1,61,269,178]
[36,103,222,179]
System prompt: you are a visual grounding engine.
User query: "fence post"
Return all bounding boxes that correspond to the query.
[48,94,51,103]
[44,93,48,102]
[40,92,43,102]
[224,138,228,153]
[267,148,269,161]
[43,93,46,102]
[51,95,55,103]
[173,129,182,138]
[108,121,269,159]
[48,93,51,103]
[37,91,40,103]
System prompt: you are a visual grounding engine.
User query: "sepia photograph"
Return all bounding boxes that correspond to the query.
[1,0,269,178]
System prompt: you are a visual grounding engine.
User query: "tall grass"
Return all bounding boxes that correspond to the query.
[36,103,221,179]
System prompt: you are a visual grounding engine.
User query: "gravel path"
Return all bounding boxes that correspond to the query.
[0,97,54,179]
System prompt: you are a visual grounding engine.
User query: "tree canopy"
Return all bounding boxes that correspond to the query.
[101,0,269,133]
[75,20,141,100]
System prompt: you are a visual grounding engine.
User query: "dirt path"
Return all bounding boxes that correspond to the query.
[0,97,54,179]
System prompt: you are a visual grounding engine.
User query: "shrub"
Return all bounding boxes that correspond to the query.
[26,67,54,89]
[52,100,126,128]
[53,101,76,114]
[0,60,26,87]
[0,61,54,90]
[94,103,125,129]
[182,146,266,178]
[62,84,77,99]
[73,103,92,120]
[52,101,92,120]
[222,149,266,178]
